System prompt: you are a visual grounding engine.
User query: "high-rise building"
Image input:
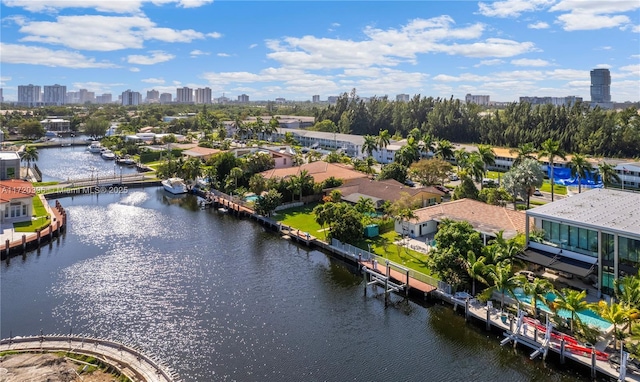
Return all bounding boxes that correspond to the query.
[396,94,410,102]
[327,96,339,104]
[0,88,3,103]
[238,94,249,103]
[96,94,112,104]
[312,95,320,103]
[121,89,141,106]
[160,93,172,104]
[176,87,193,103]
[194,87,212,104]
[78,89,95,104]
[146,89,160,103]
[43,84,67,105]
[17,84,41,106]
[465,94,490,106]
[590,68,611,103]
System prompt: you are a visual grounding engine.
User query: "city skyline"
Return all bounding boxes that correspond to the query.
[1,1,639,103]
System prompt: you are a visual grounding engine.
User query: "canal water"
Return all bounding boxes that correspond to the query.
[34,144,140,182]
[1,189,591,381]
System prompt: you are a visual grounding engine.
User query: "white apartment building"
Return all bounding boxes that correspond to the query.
[17,84,41,106]
[194,87,212,104]
[176,87,193,104]
[146,89,160,103]
[465,94,490,106]
[160,93,172,104]
[43,84,67,105]
[121,89,142,106]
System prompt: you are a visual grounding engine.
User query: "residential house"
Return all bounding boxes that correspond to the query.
[332,178,444,209]
[398,198,529,242]
[0,179,36,224]
[259,161,368,185]
[182,147,221,162]
[523,188,640,298]
[232,146,295,169]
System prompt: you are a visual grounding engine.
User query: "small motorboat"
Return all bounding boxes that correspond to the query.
[162,178,188,194]
[101,149,116,160]
[87,141,102,153]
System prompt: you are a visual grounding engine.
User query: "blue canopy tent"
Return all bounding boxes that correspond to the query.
[548,166,603,188]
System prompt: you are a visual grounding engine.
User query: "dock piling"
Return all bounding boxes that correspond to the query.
[560,338,565,364]
[591,346,597,379]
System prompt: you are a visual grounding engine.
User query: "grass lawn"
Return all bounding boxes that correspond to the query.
[33,181,59,187]
[13,196,50,232]
[274,204,434,275]
[540,181,567,195]
[272,203,326,239]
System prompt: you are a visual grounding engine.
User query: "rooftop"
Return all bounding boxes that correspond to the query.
[259,161,368,184]
[0,179,36,202]
[526,188,640,236]
[412,198,530,239]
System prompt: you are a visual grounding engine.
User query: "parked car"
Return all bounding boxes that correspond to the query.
[404,179,415,187]
[449,174,459,181]
[435,185,451,194]
[533,189,543,196]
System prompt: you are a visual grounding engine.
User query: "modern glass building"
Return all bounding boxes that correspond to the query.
[590,68,611,103]
[524,188,640,297]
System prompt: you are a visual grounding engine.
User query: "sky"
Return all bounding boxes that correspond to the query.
[1,0,639,103]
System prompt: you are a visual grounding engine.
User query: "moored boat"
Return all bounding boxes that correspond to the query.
[100,149,116,160]
[162,178,188,194]
[87,141,102,153]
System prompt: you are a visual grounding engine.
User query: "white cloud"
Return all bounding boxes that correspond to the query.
[129,67,140,72]
[127,51,175,65]
[633,25,640,33]
[550,0,640,31]
[0,76,11,86]
[477,0,556,18]
[528,21,550,29]
[141,78,166,84]
[474,59,505,67]
[511,58,551,67]
[190,50,210,58]
[207,32,223,39]
[595,63,612,68]
[249,44,258,49]
[544,68,587,80]
[17,15,205,51]
[217,53,231,57]
[71,81,125,94]
[619,64,640,75]
[3,0,212,13]
[0,42,117,68]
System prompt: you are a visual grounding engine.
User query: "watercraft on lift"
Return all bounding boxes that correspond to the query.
[162,178,188,194]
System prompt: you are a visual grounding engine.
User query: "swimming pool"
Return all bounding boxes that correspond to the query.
[512,290,612,330]
[244,195,259,202]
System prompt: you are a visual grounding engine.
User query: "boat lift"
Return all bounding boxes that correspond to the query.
[362,260,407,306]
[530,319,553,360]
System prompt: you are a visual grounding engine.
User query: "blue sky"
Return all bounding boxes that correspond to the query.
[1,0,639,103]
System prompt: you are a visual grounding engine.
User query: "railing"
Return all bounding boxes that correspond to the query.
[32,163,43,181]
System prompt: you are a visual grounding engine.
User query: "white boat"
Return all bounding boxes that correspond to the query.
[162,178,188,194]
[101,149,116,160]
[117,157,136,166]
[87,141,102,153]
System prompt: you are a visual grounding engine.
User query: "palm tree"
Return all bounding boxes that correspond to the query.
[354,196,376,215]
[615,272,640,310]
[592,301,629,350]
[568,154,592,193]
[477,144,496,180]
[466,152,486,186]
[376,129,391,152]
[484,262,519,311]
[229,167,244,189]
[234,117,248,140]
[597,161,621,188]
[518,276,554,318]
[465,252,488,296]
[362,135,377,157]
[393,207,417,239]
[21,145,39,169]
[418,133,436,158]
[538,138,566,202]
[435,139,454,161]
[510,143,536,167]
[555,289,589,332]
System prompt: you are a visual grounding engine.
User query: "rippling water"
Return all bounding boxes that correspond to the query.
[1,189,591,381]
[34,145,140,181]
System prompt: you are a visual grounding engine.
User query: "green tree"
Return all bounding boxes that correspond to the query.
[362,135,377,157]
[482,262,520,311]
[254,189,282,217]
[465,252,488,296]
[517,276,554,318]
[249,174,267,195]
[378,162,408,183]
[509,143,537,167]
[478,187,511,207]
[435,139,455,160]
[181,157,202,181]
[451,176,479,201]
[376,129,391,151]
[409,158,452,186]
[592,300,631,350]
[84,118,109,139]
[477,144,496,181]
[20,145,39,169]
[555,289,589,332]
[18,120,45,139]
[354,196,376,215]
[538,138,566,202]
[501,157,544,209]
[597,161,620,188]
[428,220,483,290]
[568,154,592,193]
[244,152,275,174]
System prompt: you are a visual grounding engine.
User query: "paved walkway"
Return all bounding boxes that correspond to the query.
[1,335,180,382]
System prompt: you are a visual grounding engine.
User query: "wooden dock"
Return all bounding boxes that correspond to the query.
[359,259,437,295]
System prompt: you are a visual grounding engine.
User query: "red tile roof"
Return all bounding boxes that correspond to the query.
[0,179,36,202]
[259,161,368,184]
